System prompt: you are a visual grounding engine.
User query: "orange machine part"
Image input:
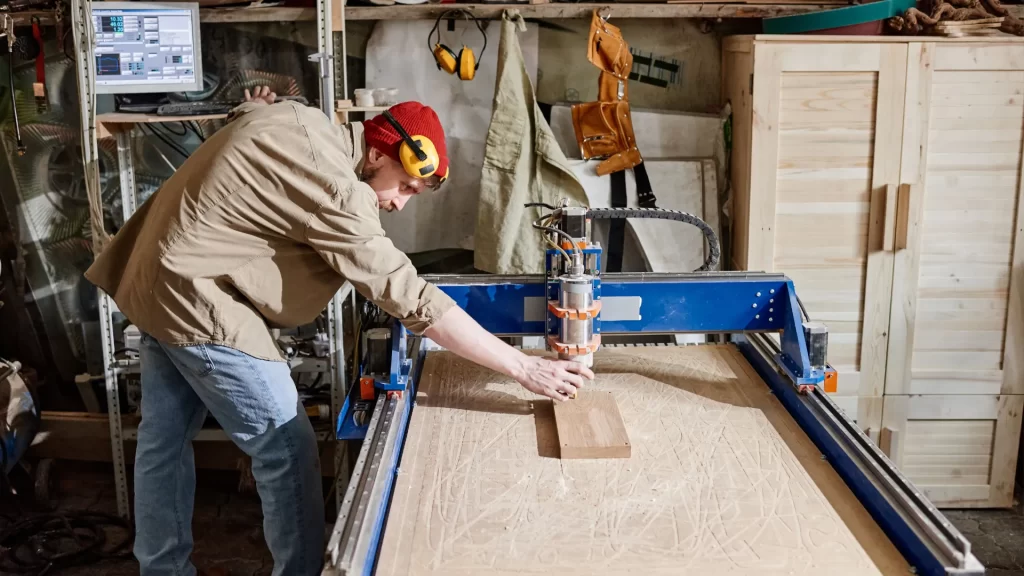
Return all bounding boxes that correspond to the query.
[547,299,602,320]
[824,367,838,394]
[547,334,602,355]
[359,376,375,401]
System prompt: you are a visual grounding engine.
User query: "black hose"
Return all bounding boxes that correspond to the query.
[0,510,133,574]
[586,207,721,272]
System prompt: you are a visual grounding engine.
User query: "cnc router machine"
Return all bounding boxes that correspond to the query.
[323,203,984,576]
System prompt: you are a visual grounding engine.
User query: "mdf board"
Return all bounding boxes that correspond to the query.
[880,394,1024,507]
[731,41,906,407]
[552,390,631,459]
[887,43,1024,397]
[377,346,910,576]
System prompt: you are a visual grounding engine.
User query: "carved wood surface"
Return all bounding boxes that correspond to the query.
[377,345,908,575]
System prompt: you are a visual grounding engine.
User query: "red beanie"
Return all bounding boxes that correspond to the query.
[363,102,449,180]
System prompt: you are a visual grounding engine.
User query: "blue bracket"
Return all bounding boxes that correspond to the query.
[776,281,823,386]
[381,322,410,392]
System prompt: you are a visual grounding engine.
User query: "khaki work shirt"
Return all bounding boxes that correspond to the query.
[85,101,455,361]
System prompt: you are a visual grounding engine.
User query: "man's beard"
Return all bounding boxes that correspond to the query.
[360,163,379,186]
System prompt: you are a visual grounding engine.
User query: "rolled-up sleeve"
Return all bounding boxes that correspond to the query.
[304,182,455,334]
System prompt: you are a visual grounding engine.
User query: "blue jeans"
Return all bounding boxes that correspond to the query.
[134,332,324,576]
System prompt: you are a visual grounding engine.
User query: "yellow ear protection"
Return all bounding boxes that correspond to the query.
[429,10,487,81]
[382,110,447,185]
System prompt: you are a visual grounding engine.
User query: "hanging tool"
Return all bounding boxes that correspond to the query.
[1,13,26,156]
[31,15,46,113]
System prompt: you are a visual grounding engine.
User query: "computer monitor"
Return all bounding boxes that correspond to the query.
[91,2,203,95]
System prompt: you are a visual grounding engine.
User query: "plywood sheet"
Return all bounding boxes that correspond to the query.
[378,345,908,576]
[553,390,631,459]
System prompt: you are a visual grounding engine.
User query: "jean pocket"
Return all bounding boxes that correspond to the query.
[179,344,216,377]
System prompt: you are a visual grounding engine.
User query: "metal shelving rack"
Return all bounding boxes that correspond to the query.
[70,0,352,520]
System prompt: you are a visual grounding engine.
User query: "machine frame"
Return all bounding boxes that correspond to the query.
[324,269,985,576]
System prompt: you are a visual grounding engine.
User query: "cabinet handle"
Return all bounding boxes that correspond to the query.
[895,183,912,251]
[882,184,895,252]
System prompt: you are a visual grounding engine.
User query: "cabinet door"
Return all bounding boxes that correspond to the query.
[887,43,1024,396]
[746,42,907,404]
[881,394,1024,507]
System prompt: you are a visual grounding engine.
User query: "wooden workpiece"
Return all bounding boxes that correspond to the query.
[378,345,908,576]
[553,390,631,459]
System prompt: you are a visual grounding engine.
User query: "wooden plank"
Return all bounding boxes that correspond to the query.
[200,6,314,23]
[746,44,783,272]
[887,43,933,395]
[881,395,910,466]
[861,44,907,399]
[988,395,1024,506]
[906,394,1000,420]
[723,44,755,269]
[1002,99,1024,394]
[934,44,1024,71]
[552,391,631,459]
[377,346,909,575]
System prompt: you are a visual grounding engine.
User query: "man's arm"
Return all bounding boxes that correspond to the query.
[424,306,593,401]
[305,182,593,401]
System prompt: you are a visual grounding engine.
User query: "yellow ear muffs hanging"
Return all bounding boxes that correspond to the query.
[432,44,459,75]
[428,10,488,81]
[382,110,440,180]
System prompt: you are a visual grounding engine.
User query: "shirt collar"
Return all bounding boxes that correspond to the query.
[342,121,367,176]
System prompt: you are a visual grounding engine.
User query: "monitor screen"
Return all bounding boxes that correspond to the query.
[92,2,203,94]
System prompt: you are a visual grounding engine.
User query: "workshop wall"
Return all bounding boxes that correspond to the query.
[345,19,721,112]
[344,18,723,256]
[536,18,721,113]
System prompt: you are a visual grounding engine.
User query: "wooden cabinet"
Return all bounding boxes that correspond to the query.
[724,36,1024,507]
[881,395,1023,507]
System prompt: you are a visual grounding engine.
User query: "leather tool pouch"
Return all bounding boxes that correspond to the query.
[570,10,644,177]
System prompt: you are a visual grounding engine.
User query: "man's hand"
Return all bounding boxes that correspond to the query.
[513,356,594,402]
[423,306,596,402]
[244,85,277,105]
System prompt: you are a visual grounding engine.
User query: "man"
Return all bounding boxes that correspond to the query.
[84,86,593,576]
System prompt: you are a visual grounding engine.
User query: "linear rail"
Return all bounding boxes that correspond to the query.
[741,334,982,576]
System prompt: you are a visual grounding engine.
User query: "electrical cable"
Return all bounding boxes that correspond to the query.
[524,202,557,211]
[531,215,580,261]
[163,121,187,136]
[796,293,811,322]
[586,207,721,272]
[187,120,206,142]
[141,123,189,159]
[7,44,25,155]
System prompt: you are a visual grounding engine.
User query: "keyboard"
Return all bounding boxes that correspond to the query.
[156,101,240,116]
[116,103,161,114]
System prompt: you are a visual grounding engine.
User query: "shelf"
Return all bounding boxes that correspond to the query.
[7,10,58,27]
[336,2,851,25]
[97,112,230,125]
[337,105,388,112]
[200,6,316,23]
[190,1,875,26]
